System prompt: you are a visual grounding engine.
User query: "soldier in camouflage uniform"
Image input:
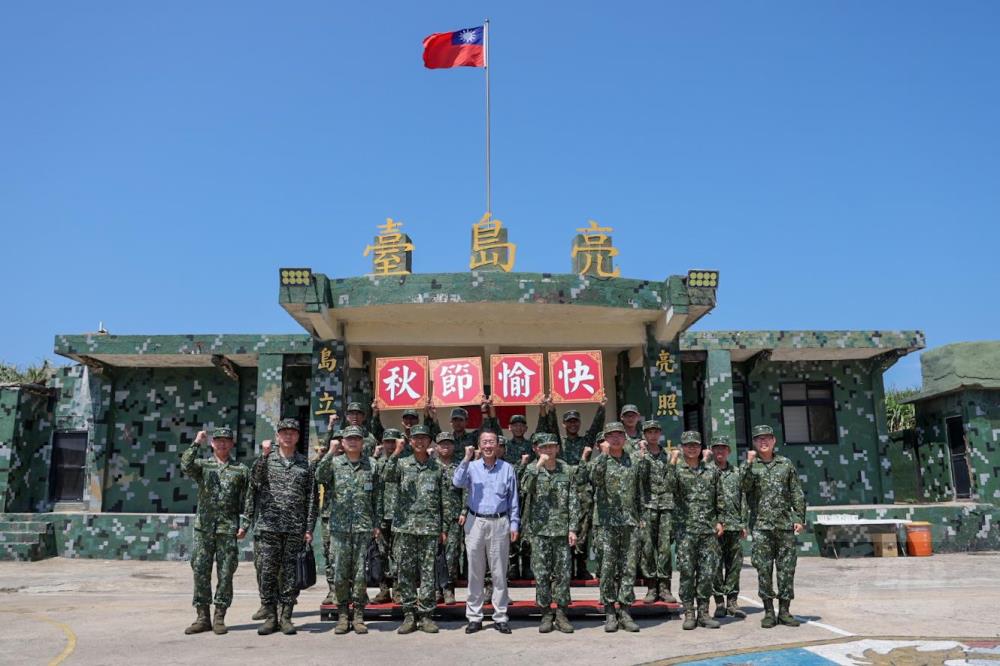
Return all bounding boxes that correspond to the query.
[550,398,605,578]
[244,417,317,636]
[741,424,807,629]
[315,425,381,635]
[521,433,580,634]
[670,431,724,630]
[383,425,445,634]
[435,431,464,604]
[180,427,249,635]
[344,402,378,457]
[710,436,748,620]
[502,415,535,580]
[637,420,677,604]
[620,404,643,449]
[315,416,338,606]
[373,428,405,604]
[589,421,642,633]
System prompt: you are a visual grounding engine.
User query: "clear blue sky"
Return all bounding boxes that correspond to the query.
[2,2,998,389]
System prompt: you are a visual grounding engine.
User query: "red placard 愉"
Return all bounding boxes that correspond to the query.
[375,356,429,410]
[430,357,485,408]
[490,353,545,406]
[548,350,605,403]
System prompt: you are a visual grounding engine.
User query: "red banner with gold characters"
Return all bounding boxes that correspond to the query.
[429,357,485,408]
[489,354,545,406]
[548,350,605,403]
[375,356,429,410]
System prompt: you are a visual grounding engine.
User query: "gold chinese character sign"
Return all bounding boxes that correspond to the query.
[572,220,620,278]
[364,218,414,277]
[470,213,516,272]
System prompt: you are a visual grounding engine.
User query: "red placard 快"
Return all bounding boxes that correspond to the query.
[430,357,485,408]
[548,350,605,403]
[490,353,545,406]
[375,356,429,410]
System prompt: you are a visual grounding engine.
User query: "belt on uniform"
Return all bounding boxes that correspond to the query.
[467,508,508,519]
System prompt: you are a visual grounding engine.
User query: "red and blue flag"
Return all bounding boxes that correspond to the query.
[422,26,485,69]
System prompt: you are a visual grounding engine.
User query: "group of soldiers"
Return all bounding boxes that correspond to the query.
[179,397,807,636]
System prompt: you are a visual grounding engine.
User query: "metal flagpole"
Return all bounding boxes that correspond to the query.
[484,19,491,216]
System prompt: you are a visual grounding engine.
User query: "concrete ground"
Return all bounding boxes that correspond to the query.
[0,553,997,666]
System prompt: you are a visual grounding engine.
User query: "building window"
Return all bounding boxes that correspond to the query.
[780,382,837,444]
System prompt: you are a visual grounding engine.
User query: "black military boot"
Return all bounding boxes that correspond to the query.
[777,599,800,627]
[697,600,720,629]
[278,604,297,635]
[604,606,619,632]
[257,605,278,635]
[539,609,555,633]
[576,553,593,580]
[212,606,228,635]
[681,606,697,630]
[726,595,746,618]
[334,605,350,635]
[252,604,269,621]
[760,599,776,629]
[713,595,727,619]
[554,607,575,633]
[659,580,677,603]
[618,608,640,632]
[353,607,368,634]
[184,605,211,634]
[643,579,658,603]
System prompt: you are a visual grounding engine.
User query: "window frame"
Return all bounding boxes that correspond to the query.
[779,381,839,445]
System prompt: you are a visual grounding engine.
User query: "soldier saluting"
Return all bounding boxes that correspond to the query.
[244,417,317,636]
[741,424,807,629]
[181,427,249,636]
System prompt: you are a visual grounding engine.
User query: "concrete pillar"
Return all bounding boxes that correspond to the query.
[309,340,346,450]
[705,349,737,464]
[645,326,684,449]
[255,354,285,445]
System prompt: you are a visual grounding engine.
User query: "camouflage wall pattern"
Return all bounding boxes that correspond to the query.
[0,387,54,513]
[644,328,684,447]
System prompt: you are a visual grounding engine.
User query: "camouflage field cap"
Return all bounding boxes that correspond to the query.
[620,404,640,416]
[401,409,420,419]
[276,417,300,432]
[346,402,365,414]
[497,436,509,448]
[562,410,581,422]
[604,421,627,434]
[641,420,662,432]
[536,432,558,446]
[710,435,731,448]
[509,414,527,425]
[212,426,234,440]
[751,424,775,438]
[410,424,432,437]
[329,428,344,440]
[342,425,365,439]
[450,407,469,420]
[381,428,402,441]
[435,431,455,444]
[680,430,702,445]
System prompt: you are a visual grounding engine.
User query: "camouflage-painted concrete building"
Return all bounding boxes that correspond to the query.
[1,267,996,561]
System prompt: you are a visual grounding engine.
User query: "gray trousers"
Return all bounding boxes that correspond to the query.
[464,515,511,623]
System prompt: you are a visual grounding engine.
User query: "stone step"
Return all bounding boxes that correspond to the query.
[0,542,49,562]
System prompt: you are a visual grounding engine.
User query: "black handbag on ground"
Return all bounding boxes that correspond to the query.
[434,542,449,590]
[365,537,384,587]
[295,544,317,590]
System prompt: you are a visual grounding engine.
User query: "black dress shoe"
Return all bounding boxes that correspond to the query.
[465,621,483,634]
[494,622,512,634]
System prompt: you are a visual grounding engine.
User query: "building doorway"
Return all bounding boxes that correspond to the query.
[49,431,87,502]
[944,416,972,499]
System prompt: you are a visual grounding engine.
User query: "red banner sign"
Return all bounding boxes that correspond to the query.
[429,357,485,408]
[375,356,429,410]
[490,353,545,406]
[548,350,605,403]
